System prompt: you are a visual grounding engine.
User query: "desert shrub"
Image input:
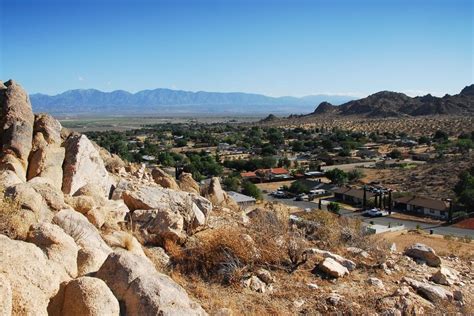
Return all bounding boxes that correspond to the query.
[0,191,33,240]
[169,227,253,284]
[459,235,472,243]
[170,207,308,283]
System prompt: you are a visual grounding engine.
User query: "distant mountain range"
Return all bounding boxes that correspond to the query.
[29,88,354,116]
[310,85,474,118]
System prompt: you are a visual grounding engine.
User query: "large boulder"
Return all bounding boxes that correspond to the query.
[2,182,53,239]
[26,223,79,282]
[203,177,238,209]
[53,209,112,275]
[152,167,180,190]
[318,257,349,278]
[0,234,61,315]
[0,80,34,181]
[62,134,111,197]
[28,178,69,211]
[403,277,453,302]
[430,267,459,286]
[123,185,212,232]
[404,243,441,267]
[61,277,120,316]
[178,172,200,194]
[96,251,206,315]
[27,114,65,190]
[131,208,186,244]
[0,274,12,316]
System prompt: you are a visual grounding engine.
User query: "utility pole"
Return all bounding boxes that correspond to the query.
[388,190,392,215]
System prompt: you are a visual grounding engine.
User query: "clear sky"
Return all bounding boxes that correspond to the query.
[0,0,472,97]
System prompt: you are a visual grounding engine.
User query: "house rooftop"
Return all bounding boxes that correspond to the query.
[227,191,256,203]
[394,195,448,211]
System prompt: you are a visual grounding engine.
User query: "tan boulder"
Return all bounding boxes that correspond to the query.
[0,234,61,315]
[53,209,112,275]
[152,167,180,190]
[318,257,349,278]
[28,178,69,211]
[0,274,12,316]
[2,182,53,239]
[404,243,441,267]
[0,80,34,181]
[123,186,212,237]
[132,208,186,244]
[403,277,453,302]
[430,267,459,286]
[27,114,65,189]
[179,172,200,194]
[26,223,79,282]
[96,251,207,315]
[204,177,238,209]
[62,134,111,197]
[0,169,23,187]
[61,277,120,316]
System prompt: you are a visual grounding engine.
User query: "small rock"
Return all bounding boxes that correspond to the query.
[308,283,319,290]
[327,293,343,306]
[318,257,349,278]
[256,268,275,284]
[368,277,385,289]
[430,267,458,286]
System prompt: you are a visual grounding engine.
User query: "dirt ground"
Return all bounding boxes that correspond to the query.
[378,230,474,259]
[455,218,474,229]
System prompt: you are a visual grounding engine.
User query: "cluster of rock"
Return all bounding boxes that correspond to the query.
[0,80,239,315]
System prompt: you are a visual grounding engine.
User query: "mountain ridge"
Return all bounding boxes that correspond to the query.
[29,88,354,115]
[309,84,474,118]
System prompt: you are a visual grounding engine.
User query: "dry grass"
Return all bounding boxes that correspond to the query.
[0,189,34,240]
[378,230,474,259]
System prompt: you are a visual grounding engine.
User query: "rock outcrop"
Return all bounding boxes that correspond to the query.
[178,172,200,194]
[0,80,34,181]
[96,251,207,315]
[152,167,180,190]
[0,235,61,315]
[27,114,65,190]
[123,185,212,243]
[61,277,120,316]
[62,134,111,197]
[203,177,238,209]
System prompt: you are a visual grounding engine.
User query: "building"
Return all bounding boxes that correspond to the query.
[255,168,290,181]
[394,195,449,219]
[334,187,375,206]
[227,191,256,209]
[240,171,259,182]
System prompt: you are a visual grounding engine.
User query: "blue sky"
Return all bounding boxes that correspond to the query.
[0,0,472,97]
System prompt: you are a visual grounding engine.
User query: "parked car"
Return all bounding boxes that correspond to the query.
[364,208,389,217]
[295,194,309,201]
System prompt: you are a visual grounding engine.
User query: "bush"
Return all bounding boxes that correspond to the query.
[242,181,262,200]
[0,192,32,240]
[325,168,348,185]
[327,202,341,215]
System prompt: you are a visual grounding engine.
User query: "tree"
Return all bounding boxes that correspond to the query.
[347,169,365,183]
[288,181,310,194]
[454,167,474,212]
[325,168,348,185]
[327,202,341,215]
[388,149,402,159]
[278,157,291,169]
[222,176,240,192]
[242,181,262,200]
[433,130,448,142]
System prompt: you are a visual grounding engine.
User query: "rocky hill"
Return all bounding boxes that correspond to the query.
[0,80,472,315]
[311,85,474,118]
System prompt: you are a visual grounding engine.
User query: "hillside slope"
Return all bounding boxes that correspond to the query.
[311,85,474,118]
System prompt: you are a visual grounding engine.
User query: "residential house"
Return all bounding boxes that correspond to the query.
[334,187,375,206]
[227,191,256,209]
[393,195,449,219]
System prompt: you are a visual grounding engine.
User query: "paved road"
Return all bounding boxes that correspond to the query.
[265,194,474,238]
